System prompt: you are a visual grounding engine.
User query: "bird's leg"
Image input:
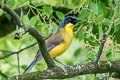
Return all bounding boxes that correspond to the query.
[53,58,71,67]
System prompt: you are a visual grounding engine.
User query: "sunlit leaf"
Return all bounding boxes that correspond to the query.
[114,18,120,26]
[98,2,108,17]
[43,6,53,17]
[35,20,43,31]
[86,51,95,60]
[71,0,80,6]
[102,18,110,26]
[6,0,15,8]
[50,22,59,34]
[56,11,64,20]
[74,26,84,41]
[0,9,4,16]
[30,16,38,26]
[0,0,2,5]
[113,25,120,34]
[98,26,103,40]
[78,9,89,20]
[22,15,29,24]
[89,2,98,15]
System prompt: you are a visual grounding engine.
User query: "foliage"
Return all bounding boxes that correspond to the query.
[0,0,120,80]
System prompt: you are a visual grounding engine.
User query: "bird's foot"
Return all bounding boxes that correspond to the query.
[53,58,73,68]
[94,61,100,69]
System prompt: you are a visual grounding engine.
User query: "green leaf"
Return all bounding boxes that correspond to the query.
[86,50,95,60]
[35,20,43,32]
[5,13,11,22]
[22,15,29,24]
[71,0,80,6]
[114,18,120,26]
[102,18,110,26]
[50,22,59,34]
[74,26,84,41]
[21,65,27,70]
[0,9,4,16]
[6,0,15,8]
[30,16,38,26]
[43,6,53,17]
[114,25,120,34]
[0,0,2,5]
[74,48,83,57]
[106,51,112,60]
[89,2,98,15]
[78,8,89,20]
[56,11,64,20]
[98,2,108,17]
[85,35,98,46]
[98,26,103,40]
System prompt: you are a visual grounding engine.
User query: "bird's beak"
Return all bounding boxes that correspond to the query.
[74,19,81,24]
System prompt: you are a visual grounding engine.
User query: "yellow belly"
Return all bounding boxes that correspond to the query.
[49,26,73,58]
[49,41,71,58]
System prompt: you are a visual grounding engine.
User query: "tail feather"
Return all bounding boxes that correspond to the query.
[24,59,37,74]
[24,50,43,74]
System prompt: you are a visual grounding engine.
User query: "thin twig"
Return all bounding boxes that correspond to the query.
[0,71,8,79]
[0,32,52,60]
[17,42,37,53]
[1,5,22,27]
[0,52,17,60]
[17,53,20,74]
[0,42,37,60]
[95,4,119,64]
[0,50,12,53]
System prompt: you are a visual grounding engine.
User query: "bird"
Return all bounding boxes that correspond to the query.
[24,16,81,74]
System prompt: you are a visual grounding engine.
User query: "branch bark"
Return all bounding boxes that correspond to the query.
[27,27,56,68]
[94,3,119,64]
[1,4,56,68]
[9,61,120,80]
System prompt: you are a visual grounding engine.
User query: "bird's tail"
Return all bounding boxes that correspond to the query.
[24,50,43,74]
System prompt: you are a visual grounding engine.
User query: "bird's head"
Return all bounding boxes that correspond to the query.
[60,16,81,29]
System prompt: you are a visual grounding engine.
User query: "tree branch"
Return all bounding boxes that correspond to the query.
[2,4,56,68]
[95,3,119,64]
[0,71,8,79]
[0,42,37,60]
[9,61,120,80]
[0,33,52,60]
[1,5,22,27]
[27,27,56,68]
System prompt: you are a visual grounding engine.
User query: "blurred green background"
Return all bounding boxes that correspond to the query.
[0,0,120,80]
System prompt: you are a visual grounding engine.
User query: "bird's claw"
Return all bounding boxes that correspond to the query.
[63,64,73,68]
[94,61,100,69]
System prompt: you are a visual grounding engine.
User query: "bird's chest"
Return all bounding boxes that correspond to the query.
[49,29,73,58]
[63,30,73,47]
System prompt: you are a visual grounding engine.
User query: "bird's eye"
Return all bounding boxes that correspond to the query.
[68,19,71,22]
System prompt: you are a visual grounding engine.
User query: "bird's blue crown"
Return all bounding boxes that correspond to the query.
[60,16,80,28]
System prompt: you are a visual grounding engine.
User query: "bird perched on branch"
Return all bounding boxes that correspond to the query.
[24,16,81,74]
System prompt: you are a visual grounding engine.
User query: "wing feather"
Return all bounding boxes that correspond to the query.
[46,29,64,51]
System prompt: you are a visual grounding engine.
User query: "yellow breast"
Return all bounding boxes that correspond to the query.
[49,23,74,58]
